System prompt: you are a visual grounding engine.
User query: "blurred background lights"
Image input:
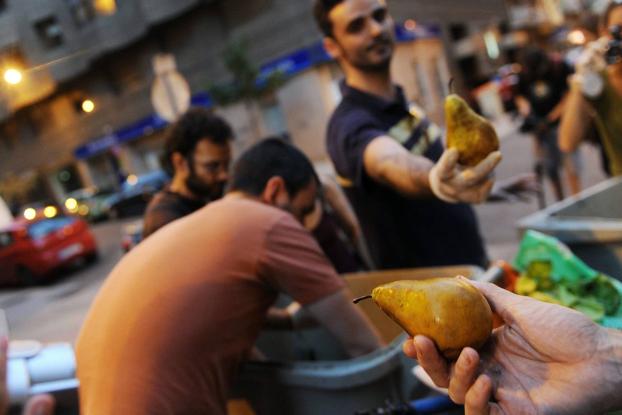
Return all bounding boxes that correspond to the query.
[65,198,78,212]
[404,19,417,31]
[94,0,117,15]
[81,99,95,113]
[43,206,58,218]
[4,68,22,85]
[23,208,36,221]
[568,29,587,45]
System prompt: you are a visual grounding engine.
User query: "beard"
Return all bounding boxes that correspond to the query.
[185,170,225,201]
[346,34,394,73]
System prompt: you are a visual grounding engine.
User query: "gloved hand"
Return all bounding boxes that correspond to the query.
[429,149,502,204]
[572,38,609,97]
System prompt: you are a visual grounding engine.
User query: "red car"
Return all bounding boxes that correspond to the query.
[0,216,98,285]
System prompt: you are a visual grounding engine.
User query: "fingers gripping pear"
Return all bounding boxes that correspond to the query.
[445,94,500,167]
[362,278,493,359]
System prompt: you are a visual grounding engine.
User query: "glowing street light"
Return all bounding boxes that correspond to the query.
[4,68,22,85]
[94,0,117,15]
[81,99,95,113]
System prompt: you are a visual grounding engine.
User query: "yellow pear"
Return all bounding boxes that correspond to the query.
[445,94,500,167]
[370,278,492,359]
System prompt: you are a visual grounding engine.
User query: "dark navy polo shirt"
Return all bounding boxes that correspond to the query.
[326,82,488,269]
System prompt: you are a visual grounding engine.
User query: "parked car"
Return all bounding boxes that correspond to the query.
[104,170,169,219]
[0,216,98,285]
[121,220,143,253]
[18,202,63,222]
[64,187,115,222]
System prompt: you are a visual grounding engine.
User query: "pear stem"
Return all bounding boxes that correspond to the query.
[353,294,372,304]
[448,78,455,95]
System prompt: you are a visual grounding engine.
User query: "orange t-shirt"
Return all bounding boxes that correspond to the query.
[76,198,345,415]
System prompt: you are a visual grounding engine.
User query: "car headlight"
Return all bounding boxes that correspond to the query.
[78,205,90,216]
[23,208,36,220]
[43,206,58,218]
[65,198,79,213]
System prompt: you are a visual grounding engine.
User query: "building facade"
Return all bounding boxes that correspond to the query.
[0,0,506,206]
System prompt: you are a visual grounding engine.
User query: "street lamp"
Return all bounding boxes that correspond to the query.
[81,99,95,113]
[3,68,22,85]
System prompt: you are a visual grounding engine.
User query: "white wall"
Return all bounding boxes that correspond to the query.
[391,39,450,126]
[0,197,14,227]
[277,66,338,161]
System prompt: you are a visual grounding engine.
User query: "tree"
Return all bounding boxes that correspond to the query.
[208,39,286,141]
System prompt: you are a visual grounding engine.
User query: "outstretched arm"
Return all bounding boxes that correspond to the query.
[363,137,501,204]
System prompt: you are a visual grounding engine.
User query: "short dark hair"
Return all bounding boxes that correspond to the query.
[162,108,233,175]
[313,0,344,37]
[602,0,622,30]
[229,138,318,197]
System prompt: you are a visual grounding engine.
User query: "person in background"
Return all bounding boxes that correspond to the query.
[76,139,382,415]
[142,108,233,238]
[560,0,622,178]
[313,0,501,271]
[403,278,622,415]
[304,173,375,273]
[515,47,574,202]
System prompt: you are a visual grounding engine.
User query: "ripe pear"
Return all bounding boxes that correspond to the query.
[445,94,500,167]
[370,278,492,359]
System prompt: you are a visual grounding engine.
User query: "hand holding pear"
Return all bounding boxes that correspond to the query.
[355,277,493,359]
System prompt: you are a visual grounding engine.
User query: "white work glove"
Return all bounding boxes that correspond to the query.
[573,38,609,98]
[429,149,502,204]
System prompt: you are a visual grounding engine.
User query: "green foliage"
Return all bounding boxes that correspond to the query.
[208,39,286,105]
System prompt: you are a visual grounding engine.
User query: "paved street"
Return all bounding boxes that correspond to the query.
[0,218,135,343]
[476,116,607,262]
[0,119,610,345]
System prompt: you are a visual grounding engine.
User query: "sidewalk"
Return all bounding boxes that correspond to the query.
[476,118,608,263]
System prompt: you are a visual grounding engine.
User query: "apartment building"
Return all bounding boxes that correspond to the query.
[0,0,506,204]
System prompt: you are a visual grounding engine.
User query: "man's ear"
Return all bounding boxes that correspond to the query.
[323,36,342,60]
[171,152,189,175]
[261,176,286,204]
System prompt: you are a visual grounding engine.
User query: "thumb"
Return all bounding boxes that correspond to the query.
[435,149,459,180]
[462,278,523,326]
[22,394,55,415]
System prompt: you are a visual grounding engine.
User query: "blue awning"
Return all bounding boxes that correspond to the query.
[74,23,439,160]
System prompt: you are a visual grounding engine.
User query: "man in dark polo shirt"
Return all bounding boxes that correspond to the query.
[143,108,233,238]
[313,0,502,269]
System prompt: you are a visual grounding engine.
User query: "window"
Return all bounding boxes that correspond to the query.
[34,16,64,49]
[65,0,95,27]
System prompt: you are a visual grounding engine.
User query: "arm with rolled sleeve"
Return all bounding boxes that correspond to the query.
[259,214,383,357]
[331,115,501,205]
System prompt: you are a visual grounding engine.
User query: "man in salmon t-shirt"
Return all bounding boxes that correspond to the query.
[76,138,383,414]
